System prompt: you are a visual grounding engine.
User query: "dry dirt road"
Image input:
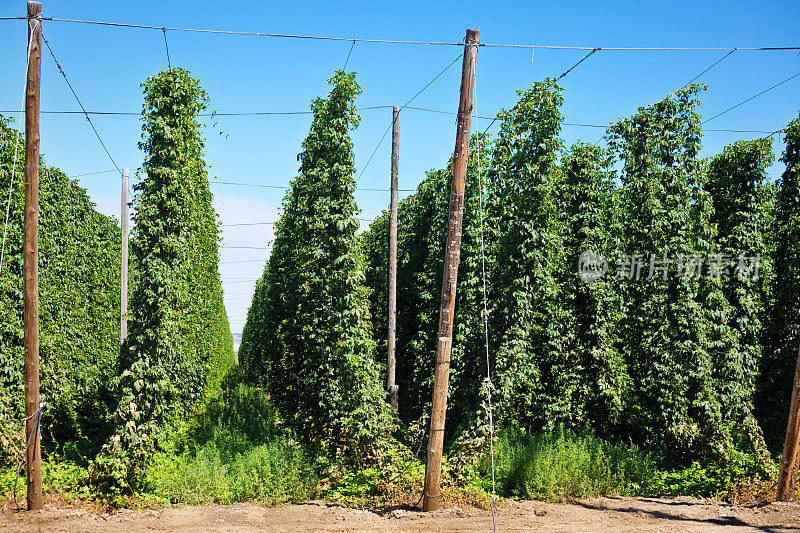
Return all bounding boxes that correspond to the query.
[2,497,800,532]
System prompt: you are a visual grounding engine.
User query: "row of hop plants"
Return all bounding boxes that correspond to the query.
[0,68,235,493]
[360,81,800,466]
[238,71,394,462]
[237,66,800,470]
[0,116,122,466]
[92,68,235,489]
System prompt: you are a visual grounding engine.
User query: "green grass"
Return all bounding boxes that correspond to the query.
[3,371,317,508]
[490,428,659,501]
[137,369,317,506]
[3,376,773,508]
[142,440,315,505]
[484,427,775,502]
[650,448,772,499]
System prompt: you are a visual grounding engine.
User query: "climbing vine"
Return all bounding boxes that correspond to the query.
[0,116,121,466]
[560,141,628,432]
[238,71,392,460]
[706,138,775,452]
[95,68,233,483]
[759,113,800,449]
[485,79,570,430]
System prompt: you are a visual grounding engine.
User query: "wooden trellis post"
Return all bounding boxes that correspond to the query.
[387,106,400,409]
[422,27,479,512]
[23,0,43,511]
[777,347,800,501]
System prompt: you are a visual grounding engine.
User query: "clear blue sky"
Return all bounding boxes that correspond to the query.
[1,0,798,334]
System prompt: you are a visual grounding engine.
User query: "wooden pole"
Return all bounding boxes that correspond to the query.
[23,0,42,512]
[422,28,478,512]
[777,346,800,501]
[120,169,129,353]
[387,106,400,409]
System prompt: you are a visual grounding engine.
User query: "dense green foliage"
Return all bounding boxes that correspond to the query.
[0,115,121,466]
[759,113,800,447]
[361,81,798,464]
[486,80,575,429]
[559,142,626,431]
[97,68,233,481]
[706,138,776,451]
[609,85,748,456]
[238,71,391,459]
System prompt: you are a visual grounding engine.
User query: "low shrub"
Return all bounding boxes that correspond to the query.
[490,428,659,501]
[650,448,776,500]
[1,458,90,507]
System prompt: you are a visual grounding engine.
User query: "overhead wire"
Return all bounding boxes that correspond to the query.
[212,180,415,192]
[682,49,736,88]
[0,106,392,117]
[556,47,599,80]
[70,169,119,177]
[702,71,800,124]
[3,17,796,51]
[342,39,356,70]
[0,104,780,135]
[356,52,464,183]
[162,27,171,68]
[41,30,123,176]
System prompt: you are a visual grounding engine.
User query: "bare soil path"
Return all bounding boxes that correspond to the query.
[2,497,800,532]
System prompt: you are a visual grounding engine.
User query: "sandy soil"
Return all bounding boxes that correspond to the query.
[2,497,800,532]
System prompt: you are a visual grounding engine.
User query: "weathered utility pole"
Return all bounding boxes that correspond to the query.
[422,27,478,512]
[777,347,800,501]
[387,106,400,410]
[23,0,42,511]
[120,168,129,354]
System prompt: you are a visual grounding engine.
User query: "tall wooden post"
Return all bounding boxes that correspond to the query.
[120,169,129,353]
[422,28,478,512]
[777,347,800,501]
[23,0,42,511]
[387,106,400,409]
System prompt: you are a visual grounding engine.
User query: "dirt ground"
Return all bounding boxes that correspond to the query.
[2,497,800,532]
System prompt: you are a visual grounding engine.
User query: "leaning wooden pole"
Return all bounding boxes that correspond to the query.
[23,0,43,511]
[120,169,129,354]
[422,27,478,512]
[387,106,400,410]
[777,346,800,501]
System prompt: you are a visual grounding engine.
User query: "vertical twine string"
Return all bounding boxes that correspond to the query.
[0,18,40,275]
[162,27,171,68]
[473,39,497,533]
